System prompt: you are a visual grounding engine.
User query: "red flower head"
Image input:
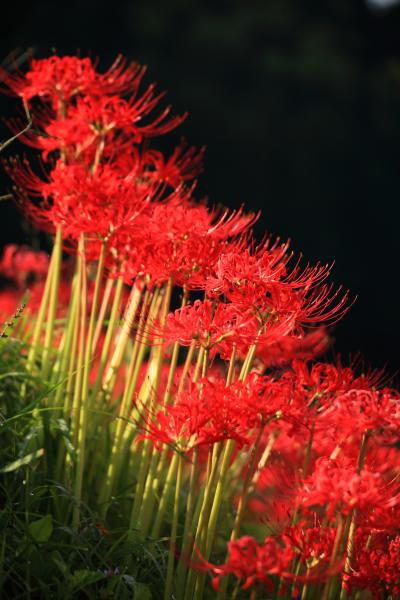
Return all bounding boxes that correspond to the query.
[283,523,341,580]
[320,387,400,443]
[32,90,186,162]
[137,375,280,452]
[1,55,146,106]
[298,456,400,520]
[345,532,400,599]
[201,535,294,593]
[255,327,330,368]
[160,299,254,356]
[0,244,49,287]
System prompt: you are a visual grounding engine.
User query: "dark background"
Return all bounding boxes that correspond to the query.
[1,0,399,376]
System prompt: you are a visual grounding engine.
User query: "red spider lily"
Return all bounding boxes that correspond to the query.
[238,360,361,435]
[134,201,257,288]
[0,249,73,320]
[344,531,400,599]
[0,244,49,286]
[298,456,400,520]
[159,296,331,362]
[283,523,342,579]
[204,238,290,302]
[1,56,99,105]
[27,92,186,161]
[112,142,204,192]
[290,359,357,396]
[1,55,146,106]
[7,160,155,243]
[319,387,400,441]
[136,376,281,452]
[203,239,350,336]
[141,141,205,187]
[200,535,294,593]
[255,327,330,368]
[159,299,254,352]
[0,245,51,320]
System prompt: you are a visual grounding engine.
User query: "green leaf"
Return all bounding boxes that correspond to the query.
[0,448,44,473]
[28,514,53,543]
[68,569,104,591]
[51,552,69,577]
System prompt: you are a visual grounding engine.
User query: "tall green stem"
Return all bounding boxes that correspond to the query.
[41,227,63,380]
[26,226,60,372]
[176,447,199,597]
[91,276,114,353]
[98,289,153,515]
[151,453,179,539]
[72,239,107,530]
[164,454,183,600]
[102,282,142,394]
[91,276,125,401]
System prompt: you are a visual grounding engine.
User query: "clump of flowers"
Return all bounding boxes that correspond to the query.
[0,53,399,600]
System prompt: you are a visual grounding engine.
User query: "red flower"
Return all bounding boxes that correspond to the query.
[255,327,330,368]
[139,199,257,288]
[345,532,400,599]
[320,387,400,441]
[283,524,341,580]
[1,55,146,106]
[0,244,49,287]
[201,535,294,592]
[142,141,205,187]
[7,160,155,247]
[137,376,279,451]
[204,240,350,338]
[298,457,400,520]
[31,92,186,161]
[160,299,254,354]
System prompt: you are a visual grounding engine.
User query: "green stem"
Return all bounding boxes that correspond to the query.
[176,447,199,598]
[184,444,224,600]
[53,272,80,483]
[229,424,265,543]
[71,236,86,455]
[137,445,162,535]
[41,226,63,380]
[26,233,56,371]
[102,282,143,394]
[164,453,183,600]
[52,270,80,413]
[301,572,310,600]
[91,276,125,401]
[239,341,258,381]
[121,288,163,442]
[128,439,153,534]
[151,452,179,539]
[140,278,173,411]
[72,238,107,530]
[91,276,114,354]
[248,430,278,495]
[98,289,152,516]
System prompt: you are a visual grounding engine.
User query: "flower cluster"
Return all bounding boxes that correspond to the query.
[1,54,398,600]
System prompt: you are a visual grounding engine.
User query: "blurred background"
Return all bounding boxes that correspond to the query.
[0,0,399,376]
